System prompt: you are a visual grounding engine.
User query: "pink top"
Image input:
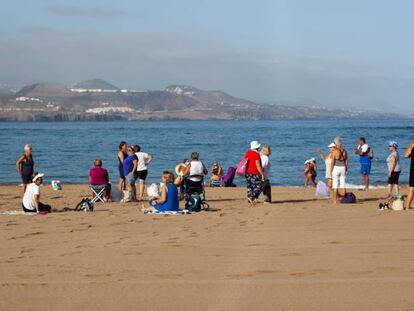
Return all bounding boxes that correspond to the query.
[89,167,109,185]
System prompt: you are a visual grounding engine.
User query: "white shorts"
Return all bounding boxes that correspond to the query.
[332,166,346,189]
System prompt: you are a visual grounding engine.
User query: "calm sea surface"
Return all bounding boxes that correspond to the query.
[1,120,413,186]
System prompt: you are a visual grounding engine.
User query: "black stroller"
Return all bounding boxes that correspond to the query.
[183,175,209,211]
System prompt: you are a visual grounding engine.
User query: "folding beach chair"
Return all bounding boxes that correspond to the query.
[90,185,106,203]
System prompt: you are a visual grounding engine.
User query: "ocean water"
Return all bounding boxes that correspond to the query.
[0,119,413,187]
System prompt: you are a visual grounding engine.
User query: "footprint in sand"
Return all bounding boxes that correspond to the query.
[226,273,253,280]
[281,252,302,257]
[153,273,183,279]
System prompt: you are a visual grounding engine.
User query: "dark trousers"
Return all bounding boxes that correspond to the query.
[22,202,52,213]
[262,179,272,203]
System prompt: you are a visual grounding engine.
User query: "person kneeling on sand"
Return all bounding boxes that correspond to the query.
[22,172,51,213]
[143,171,179,212]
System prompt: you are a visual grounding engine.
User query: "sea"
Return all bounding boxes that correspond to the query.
[1,119,413,187]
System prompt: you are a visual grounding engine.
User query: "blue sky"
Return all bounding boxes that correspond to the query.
[1,0,413,111]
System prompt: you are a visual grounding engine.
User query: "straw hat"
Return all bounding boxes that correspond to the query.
[175,163,186,176]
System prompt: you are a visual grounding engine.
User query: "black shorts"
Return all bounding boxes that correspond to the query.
[388,171,401,185]
[22,202,51,213]
[135,170,148,181]
[21,173,32,184]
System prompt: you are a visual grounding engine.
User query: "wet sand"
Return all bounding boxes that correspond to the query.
[0,185,414,310]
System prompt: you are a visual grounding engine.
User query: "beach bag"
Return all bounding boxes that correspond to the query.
[392,195,404,211]
[368,148,374,160]
[340,192,356,204]
[236,159,248,176]
[185,193,201,212]
[51,180,62,190]
[75,198,94,212]
[315,181,330,197]
[147,183,160,197]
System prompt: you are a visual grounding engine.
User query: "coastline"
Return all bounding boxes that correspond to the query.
[1,185,414,310]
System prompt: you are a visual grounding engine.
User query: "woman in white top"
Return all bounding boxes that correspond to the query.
[387,141,401,197]
[330,137,349,204]
[317,142,336,189]
[134,145,153,200]
[184,152,208,186]
[260,145,272,203]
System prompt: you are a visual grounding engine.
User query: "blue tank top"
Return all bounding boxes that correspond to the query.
[155,183,179,212]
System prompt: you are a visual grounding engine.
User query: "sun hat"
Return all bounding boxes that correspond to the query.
[328,142,336,148]
[175,163,186,176]
[250,141,261,150]
[304,160,310,164]
[32,173,44,182]
[388,141,399,148]
[24,144,32,151]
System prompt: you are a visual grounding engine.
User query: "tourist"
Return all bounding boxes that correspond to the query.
[22,172,51,213]
[122,146,138,202]
[244,141,265,206]
[89,159,111,201]
[16,144,34,194]
[304,158,317,188]
[317,143,336,188]
[261,145,272,203]
[210,162,223,187]
[133,145,153,200]
[331,137,349,204]
[354,137,371,190]
[183,152,208,189]
[143,171,179,212]
[404,141,414,209]
[386,141,401,197]
[118,141,127,191]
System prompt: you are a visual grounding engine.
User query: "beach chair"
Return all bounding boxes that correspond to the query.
[90,185,106,203]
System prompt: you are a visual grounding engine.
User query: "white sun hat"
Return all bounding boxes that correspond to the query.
[175,163,186,176]
[32,173,44,182]
[328,142,336,148]
[250,141,261,150]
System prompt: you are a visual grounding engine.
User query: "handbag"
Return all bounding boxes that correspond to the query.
[236,158,248,176]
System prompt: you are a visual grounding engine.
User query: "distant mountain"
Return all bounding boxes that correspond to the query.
[73,79,119,90]
[0,81,406,121]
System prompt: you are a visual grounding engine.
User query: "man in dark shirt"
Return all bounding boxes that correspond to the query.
[89,159,111,201]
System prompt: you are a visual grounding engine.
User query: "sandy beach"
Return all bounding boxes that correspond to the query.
[1,184,414,310]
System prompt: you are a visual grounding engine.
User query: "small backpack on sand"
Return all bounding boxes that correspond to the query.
[340,192,356,204]
[75,198,94,212]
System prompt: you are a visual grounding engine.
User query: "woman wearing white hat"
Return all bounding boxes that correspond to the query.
[317,143,336,189]
[386,141,401,197]
[22,172,51,213]
[244,141,265,205]
[304,158,317,188]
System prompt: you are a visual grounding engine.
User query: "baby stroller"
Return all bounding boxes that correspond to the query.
[183,175,209,211]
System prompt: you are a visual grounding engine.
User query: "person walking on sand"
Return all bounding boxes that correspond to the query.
[386,141,401,197]
[354,137,372,190]
[331,137,349,204]
[22,172,51,213]
[317,143,336,189]
[134,145,153,200]
[260,145,272,203]
[404,141,414,209]
[118,141,127,191]
[16,144,34,194]
[304,158,317,188]
[244,141,265,206]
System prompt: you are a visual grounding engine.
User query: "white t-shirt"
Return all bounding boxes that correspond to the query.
[135,152,150,171]
[189,161,206,182]
[260,155,271,179]
[22,183,40,211]
[358,144,369,153]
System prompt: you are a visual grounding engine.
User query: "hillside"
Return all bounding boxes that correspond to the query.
[0,81,403,121]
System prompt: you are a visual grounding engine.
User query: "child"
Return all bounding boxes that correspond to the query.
[304,158,317,188]
[143,171,179,212]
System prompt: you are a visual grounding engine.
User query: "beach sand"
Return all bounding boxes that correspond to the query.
[1,185,414,310]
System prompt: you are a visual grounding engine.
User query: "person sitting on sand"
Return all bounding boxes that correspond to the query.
[89,159,112,201]
[317,143,335,189]
[175,159,190,200]
[22,172,51,213]
[16,144,34,195]
[143,171,179,212]
[304,158,317,188]
[331,137,349,204]
[210,162,223,187]
[404,141,414,209]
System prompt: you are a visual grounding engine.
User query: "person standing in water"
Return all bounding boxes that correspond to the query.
[16,144,34,194]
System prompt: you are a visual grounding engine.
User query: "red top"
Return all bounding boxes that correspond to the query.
[89,167,109,185]
[244,150,261,175]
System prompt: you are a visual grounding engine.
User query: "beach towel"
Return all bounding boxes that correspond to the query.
[315,181,330,197]
[143,209,190,215]
[1,210,37,216]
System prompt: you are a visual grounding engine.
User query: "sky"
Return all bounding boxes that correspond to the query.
[0,0,413,112]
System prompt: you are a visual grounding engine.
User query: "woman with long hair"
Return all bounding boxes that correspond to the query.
[330,137,349,204]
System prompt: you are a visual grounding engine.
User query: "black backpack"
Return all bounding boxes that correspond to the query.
[185,194,202,212]
[75,198,94,212]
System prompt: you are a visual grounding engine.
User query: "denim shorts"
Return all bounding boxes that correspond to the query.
[125,173,136,185]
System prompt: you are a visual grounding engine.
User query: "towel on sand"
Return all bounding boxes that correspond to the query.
[143,209,190,215]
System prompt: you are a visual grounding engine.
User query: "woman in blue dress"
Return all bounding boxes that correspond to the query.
[144,171,179,212]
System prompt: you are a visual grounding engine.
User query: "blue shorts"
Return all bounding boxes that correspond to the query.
[125,173,136,185]
[360,163,371,175]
